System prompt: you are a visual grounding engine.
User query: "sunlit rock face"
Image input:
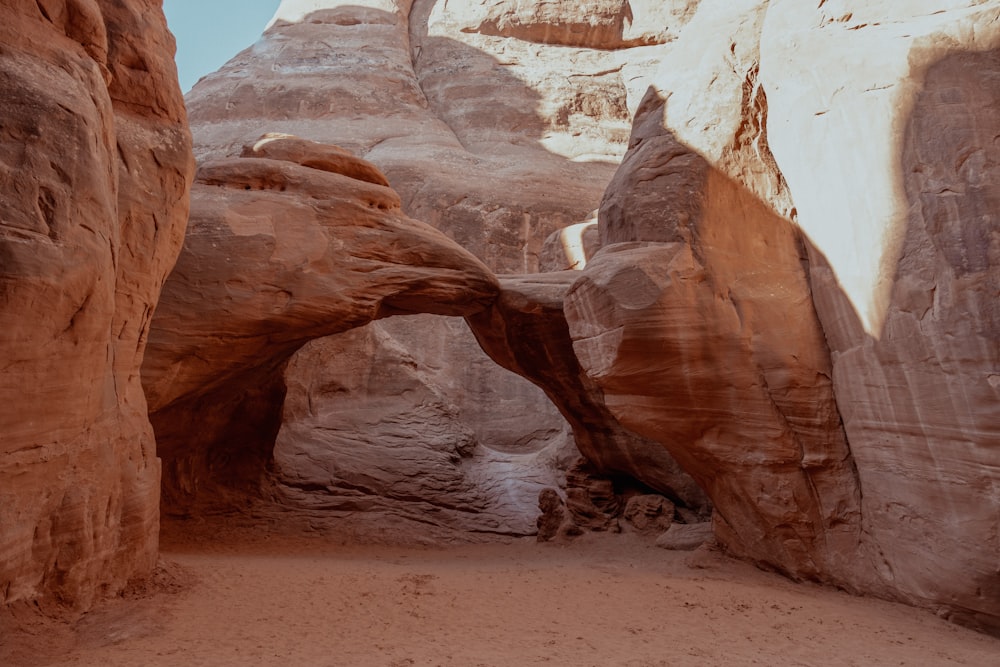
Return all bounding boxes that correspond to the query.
[174,0,706,532]
[187,0,662,268]
[574,71,864,582]
[568,0,1000,631]
[0,0,193,608]
[143,133,561,534]
[144,135,498,415]
[762,1,1000,631]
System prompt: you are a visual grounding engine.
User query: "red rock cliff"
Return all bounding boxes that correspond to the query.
[0,0,193,608]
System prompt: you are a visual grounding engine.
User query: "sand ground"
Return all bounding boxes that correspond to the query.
[2,523,999,667]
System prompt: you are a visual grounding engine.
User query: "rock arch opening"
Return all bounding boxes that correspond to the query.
[270,315,579,538]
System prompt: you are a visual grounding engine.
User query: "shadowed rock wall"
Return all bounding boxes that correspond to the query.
[0,0,193,608]
[759,0,1000,631]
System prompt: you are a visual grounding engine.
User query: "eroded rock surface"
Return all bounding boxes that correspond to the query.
[143,136,502,523]
[187,0,654,270]
[762,1,1000,631]
[273,316,577,537]
[467,272,710,513]
[0,0,192,608]
[563,0,1000,631]
[2,0,996,636]
[656,523,713,551]
[566,86,860,581]
[452,0,697,49]
[178,0,703,532]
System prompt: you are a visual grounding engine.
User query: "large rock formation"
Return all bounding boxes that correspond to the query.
[556,0,1000,631]
[173,7,1000,630]
[142,135,504,527]
[0,0,192,608]
[761,0,1000,630]
[173,0,706,531]
[5,0,995,635]
[187,0,655,269]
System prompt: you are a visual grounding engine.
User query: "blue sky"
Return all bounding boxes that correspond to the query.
[163,0,281,93]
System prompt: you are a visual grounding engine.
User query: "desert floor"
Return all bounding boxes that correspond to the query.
[3,521,999,667]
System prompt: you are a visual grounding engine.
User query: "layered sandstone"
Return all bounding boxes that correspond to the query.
[273,316,578,537]
[177,5,1000,619]
[174,0,706,531]
[142,135,503,524]
[467,273,710,513]
[0,0,192,608]
[563,0,1000,630]
[761,0,1000,630]
[186,0,651,269]
[1,0,995,636]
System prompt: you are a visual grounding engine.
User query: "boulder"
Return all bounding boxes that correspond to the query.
[656,523,714,551]
[565,237,860,582]
[623,495,675,534]
[453,0,697,49]
[536,488,569,542]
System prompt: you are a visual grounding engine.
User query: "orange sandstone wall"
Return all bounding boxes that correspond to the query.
[0,0,193,608]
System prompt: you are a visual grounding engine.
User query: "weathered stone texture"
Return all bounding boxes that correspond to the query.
[186,0,643,272]
[273,316,577,537]
[6,0,996,633]
[467,272,710,513]
[565,233,860,583]
[142,136,501,520]
[566,0,1000,630]
[0,0,192,608]
[760,1,1000,629]
[173,0,703,532]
